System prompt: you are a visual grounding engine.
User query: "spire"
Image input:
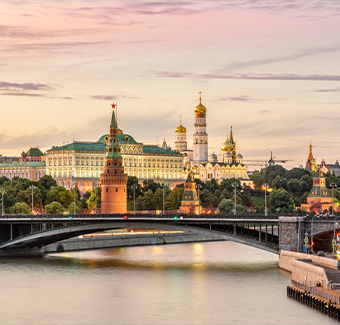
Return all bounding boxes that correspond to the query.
[110,103,118,128]
[230,126,234,145]
[198,91,202,103]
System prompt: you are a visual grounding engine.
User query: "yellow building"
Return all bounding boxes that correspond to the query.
[46,133,185,193]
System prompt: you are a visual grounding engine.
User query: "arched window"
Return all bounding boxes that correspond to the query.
[106,188,108,192]
[116,188,118,192]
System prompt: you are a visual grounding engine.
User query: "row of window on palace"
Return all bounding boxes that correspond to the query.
[48,159,182,168]
[0,171,43,179]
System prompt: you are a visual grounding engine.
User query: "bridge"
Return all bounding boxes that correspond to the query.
[0,213,338,257]
[0,213,279,256]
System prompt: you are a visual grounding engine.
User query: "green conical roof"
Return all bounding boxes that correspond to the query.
[110,108,118,128]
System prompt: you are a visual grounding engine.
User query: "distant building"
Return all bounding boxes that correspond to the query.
[325,160,340,176]
[0,161,46,181]
[179,173,200,214]
[300,169,338,214]
[305,141,317,172]
[21,147,45,162]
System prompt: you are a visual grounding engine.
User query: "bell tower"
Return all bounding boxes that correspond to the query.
[100,103,128,214]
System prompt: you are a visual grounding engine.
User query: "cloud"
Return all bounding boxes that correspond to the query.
[315,88,340,92]
[218,95,254,101]
[0,81,51,91]
[155,71,340,82]
[92,94,139,101]
[223,46,340,71]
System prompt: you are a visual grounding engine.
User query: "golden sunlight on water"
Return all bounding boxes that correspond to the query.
[0,241,337,325]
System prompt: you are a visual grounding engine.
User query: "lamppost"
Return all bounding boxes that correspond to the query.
[30,184,35,214]
[131,184,136,215]
[94,183,98,215]
[264,183,268,216]
[232,182,237,215]
[197,184,202,215]
[311,216,314,253]
[162,183,165,216]
[331,182,337,255]
[1,188,5,216]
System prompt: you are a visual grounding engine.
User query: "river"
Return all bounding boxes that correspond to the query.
[0,241,337,325]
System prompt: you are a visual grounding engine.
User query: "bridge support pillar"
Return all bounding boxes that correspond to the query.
[259,225,261,242]
[234,224,236,236]
[209,223,211,231]
[10,224,12,240]
[265,225,268,242]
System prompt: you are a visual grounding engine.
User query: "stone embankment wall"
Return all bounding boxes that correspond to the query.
[44,233,221,253]
[279,250,340,286]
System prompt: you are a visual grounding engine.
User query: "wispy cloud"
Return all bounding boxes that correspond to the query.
[155,71,340,82]
[92,94,139,101]
[0,81,51,91]
[315,87,340,92]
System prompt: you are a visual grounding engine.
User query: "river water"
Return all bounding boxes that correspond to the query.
[0,241,337,325]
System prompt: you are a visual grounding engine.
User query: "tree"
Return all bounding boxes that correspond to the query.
[38,175,57,191]
[142,180,161,194]
[300,191,310,204]
[46,186,73,208]
[80,191,91,209]
[17,186,43,209]
[263,165,287,187]
[142,189,155,210]
[299,181,309,193]
[136,195,144,211]
[211,195,220,208]
[205,179,219,193]
[165,186,184,210]
[287,168,310,181]
[200,189,213,208]
[87,187,101,210]
[127,176,142,199]
[45,201,65,214]
[10,202,31,214]
[240,191,254,207]
[272,175,288,190]
[68,201,81,214]
[218,199,234,213]
[268,188,294,212]
[288,178,301,194]
[300,175,313,191]
[249,172,263,189]
[0,176,9,186]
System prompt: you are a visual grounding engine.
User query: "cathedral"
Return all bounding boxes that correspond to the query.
[174,92,252,186]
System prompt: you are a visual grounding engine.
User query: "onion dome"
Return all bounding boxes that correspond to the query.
[221,135,234,152]
[209,151,218,163]
[237,153,243,159]
[175,116,186,133]
[195,91,206,116]
[225,152,232,157]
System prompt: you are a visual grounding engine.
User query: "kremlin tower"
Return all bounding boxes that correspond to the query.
[193,91,208,164]
[174,116,187,152]
[100,104,128,214]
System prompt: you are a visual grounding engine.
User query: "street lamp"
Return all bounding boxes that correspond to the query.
[264,183,268,216]
[232,182,237,215]
[131,184,136,215]
[1,188,5,216]
[197,184,202,215]
[94,183,98,215]
[162,183,165,216]
[30,184,35,214]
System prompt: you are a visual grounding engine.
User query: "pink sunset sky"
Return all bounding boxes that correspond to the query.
[1,1,340,170]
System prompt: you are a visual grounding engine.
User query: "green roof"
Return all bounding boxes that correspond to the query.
[143,145,179,155]
[26,147,44,156]
[98,134,140,145]
[1,161,45,168]
[47,142,106,152]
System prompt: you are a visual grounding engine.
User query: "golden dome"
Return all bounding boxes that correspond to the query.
[175,116,186,133]
[176,124,186,133]
[195,100,206,114]
[221,136,234,152]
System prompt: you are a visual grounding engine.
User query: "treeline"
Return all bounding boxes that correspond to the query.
[249,165,340,214]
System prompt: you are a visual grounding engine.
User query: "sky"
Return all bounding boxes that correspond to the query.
[1,0,340,170]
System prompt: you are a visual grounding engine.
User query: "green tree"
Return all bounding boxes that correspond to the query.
[200,189,213,208]
[287,168,310,180]
[80,191,91,209]
[249,172,264,189]
[127,176,142,199]
[211,195,220,208]
[45,201,65,214]
[136,195,144,211]
[272,175,288,190]
[205,179,219,193]
[288,178,301,194]
[218,199,234,213]
[10,202,31,214]
[142,180,161,194]
[300,191,310,204]
[165,186,184,210]
[0,176,9,186]
[37,175,57,191]
[17,186,43,209]
[300,175,313,191]
[263,165,287,187]
[68,201,81,214]
[142,189,155,210]
[240,191,254,207]
[87,187,101,210]
[268,188,294,212]
[46,186,73,208]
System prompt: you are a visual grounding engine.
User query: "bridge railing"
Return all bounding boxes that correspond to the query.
[0,213,280,220]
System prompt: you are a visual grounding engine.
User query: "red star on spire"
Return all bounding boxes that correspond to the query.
[111,103,116,108]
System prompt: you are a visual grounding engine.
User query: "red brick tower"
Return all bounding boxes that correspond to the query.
[100,104,128,214]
